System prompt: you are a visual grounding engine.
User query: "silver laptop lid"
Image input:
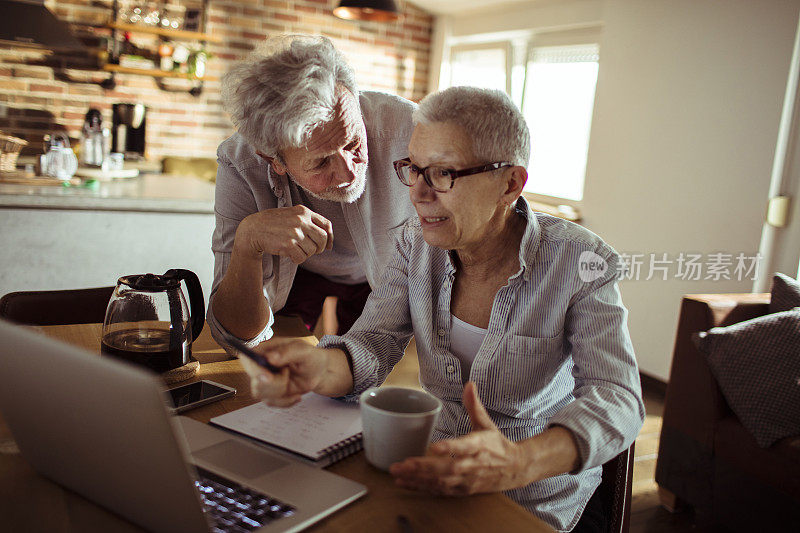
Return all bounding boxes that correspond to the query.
[0,320,210,533]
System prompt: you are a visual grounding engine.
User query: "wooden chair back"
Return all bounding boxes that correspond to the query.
[0,287,115,326]
[599,443,635,533]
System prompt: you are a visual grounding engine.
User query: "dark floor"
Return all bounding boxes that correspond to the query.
[629,386,702,533]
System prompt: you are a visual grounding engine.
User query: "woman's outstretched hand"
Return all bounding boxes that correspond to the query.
[389,381,533,495]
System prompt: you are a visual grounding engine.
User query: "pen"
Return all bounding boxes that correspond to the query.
[228,337,282,374]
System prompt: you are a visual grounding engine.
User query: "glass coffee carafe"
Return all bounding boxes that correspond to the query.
[101,269,205,373]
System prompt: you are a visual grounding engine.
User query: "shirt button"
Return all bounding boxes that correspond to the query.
[437,328,446,336]
[446,365,455,374]
[273,187,283,198]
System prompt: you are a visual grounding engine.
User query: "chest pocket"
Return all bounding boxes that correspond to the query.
[496,334,566,417]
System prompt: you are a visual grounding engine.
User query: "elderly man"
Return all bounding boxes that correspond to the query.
[240,86,644,532]
[208,35,417,349]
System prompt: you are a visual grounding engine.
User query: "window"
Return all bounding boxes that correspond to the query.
[522,44,599,201]
[444,32,600,204]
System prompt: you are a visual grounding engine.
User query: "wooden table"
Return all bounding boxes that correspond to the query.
[0,318,553,532]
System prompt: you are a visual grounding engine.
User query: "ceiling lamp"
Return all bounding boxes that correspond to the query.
[333,0,400,22]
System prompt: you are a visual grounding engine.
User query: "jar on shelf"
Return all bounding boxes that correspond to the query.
[158,43,174,71]
[129,5,143,24]
[142,2,161,26]
[187,49,208,79]
[160,5,185,30]
[171,43,190,72]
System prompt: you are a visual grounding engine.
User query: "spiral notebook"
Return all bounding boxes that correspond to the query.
[209,393,363,468]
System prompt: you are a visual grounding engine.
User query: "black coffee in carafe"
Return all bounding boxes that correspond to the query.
[101,327,188,373]
[101,270,205,373]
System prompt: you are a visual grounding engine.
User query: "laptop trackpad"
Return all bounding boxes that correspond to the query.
[193,440,288,480]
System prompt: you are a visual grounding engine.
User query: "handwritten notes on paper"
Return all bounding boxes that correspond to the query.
[210,393,362,460]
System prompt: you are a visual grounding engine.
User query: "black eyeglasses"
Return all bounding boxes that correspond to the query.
[393,158,511,192]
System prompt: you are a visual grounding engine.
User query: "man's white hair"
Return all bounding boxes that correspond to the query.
[413,86,530,167]
[221,35,359,158]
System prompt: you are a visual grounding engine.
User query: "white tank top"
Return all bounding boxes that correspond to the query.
[450,314,488,383]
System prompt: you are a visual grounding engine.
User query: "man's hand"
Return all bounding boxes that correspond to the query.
[239,338,353,406]
[236,205,333,264]
[212,205,330,340]
[389,382,532,495]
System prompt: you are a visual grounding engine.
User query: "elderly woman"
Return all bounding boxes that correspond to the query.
[244,86,644,532]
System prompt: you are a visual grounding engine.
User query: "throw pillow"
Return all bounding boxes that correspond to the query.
[694,308,800,448]
[770,272,800,313]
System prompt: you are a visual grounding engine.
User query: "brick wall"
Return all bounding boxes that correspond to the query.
[0,1,433,160]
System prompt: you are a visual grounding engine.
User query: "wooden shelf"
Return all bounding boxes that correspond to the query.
[107,22,221,43]
[102,64,217,81]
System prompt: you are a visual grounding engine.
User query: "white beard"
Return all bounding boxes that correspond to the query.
[299,167,367,203]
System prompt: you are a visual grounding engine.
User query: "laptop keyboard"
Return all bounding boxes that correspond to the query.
[195,467,296,533]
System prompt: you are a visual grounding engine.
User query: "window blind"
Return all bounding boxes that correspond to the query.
[529,44,599,64]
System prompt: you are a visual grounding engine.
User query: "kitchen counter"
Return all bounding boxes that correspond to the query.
[0,174,215,214]
[0,173,217,301]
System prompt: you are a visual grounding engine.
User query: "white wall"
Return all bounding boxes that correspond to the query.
[584,0,799,380]
[432,0,800,380]
[448,0,603,38]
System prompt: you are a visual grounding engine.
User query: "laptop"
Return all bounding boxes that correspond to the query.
[0,320,366,533]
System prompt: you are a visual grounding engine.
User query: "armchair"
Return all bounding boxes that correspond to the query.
[655,293,800,530]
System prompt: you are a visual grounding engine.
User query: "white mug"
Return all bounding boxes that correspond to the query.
[359,387,442,471]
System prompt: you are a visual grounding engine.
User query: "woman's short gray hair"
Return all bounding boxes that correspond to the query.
[221,35,359,157]
[413,86,530,167]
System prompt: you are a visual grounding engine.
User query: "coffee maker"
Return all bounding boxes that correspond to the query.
[111,103,147,158]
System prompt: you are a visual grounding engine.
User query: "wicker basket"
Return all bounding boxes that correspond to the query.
[0,132,28,173]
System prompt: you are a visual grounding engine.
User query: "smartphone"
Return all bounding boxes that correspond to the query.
[228,337,282,373]
[166,380,236,414]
